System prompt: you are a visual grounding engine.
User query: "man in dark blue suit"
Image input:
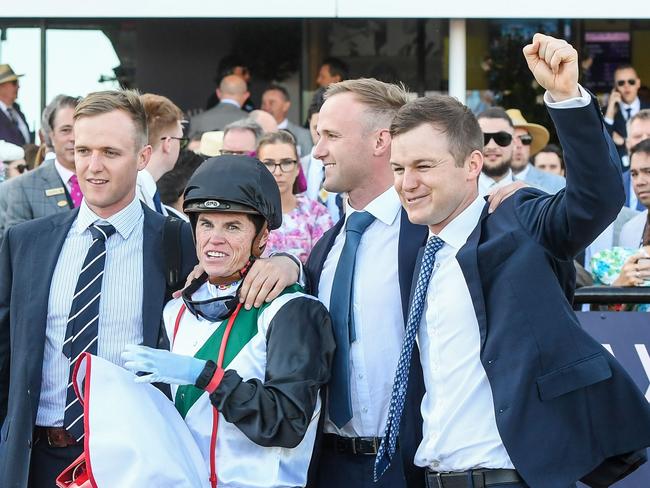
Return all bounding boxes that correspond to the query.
[379,34,650,488]
[0,64,33,146]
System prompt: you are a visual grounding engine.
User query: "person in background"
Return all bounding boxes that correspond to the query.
[533,143,565,176]
[249,109,278,134]
[190,75,249,137]
[0,64,33,146]
[157,149,206,221]
[2,143,27,180]
[258,130,333,263]
[220,118,262,156]
[261,84,312,157]
[316,58,349,89]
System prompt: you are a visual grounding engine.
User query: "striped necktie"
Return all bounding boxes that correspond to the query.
[374,235,445,480]
[62,222,116,441]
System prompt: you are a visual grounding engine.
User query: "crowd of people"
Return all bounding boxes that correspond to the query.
[0,33,650,488]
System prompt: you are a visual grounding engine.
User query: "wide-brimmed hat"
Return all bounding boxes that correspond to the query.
[506,108,549,156]
[198,131,224,157]
[0,64,23,84]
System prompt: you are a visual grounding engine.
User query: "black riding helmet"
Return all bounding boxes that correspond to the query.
[184,155,282,260]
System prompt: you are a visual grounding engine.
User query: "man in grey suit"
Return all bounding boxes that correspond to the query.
[1,95,80,237]
[261,84,313,157]
[507,108,566,193]
[189,74,249,137]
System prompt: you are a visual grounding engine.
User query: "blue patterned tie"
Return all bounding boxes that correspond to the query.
[374,235,445,480]
[63,222,116,441]
[153,189,164,214]
[328,210,376,428]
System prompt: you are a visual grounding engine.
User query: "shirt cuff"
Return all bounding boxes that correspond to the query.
[544,84,591,109]
[603,116,614,125]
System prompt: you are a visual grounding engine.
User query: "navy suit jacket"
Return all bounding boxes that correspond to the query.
[604,98,650,160]
[0,204,196,488]
[305,207,428,488]
[406,99,650,487]
[0,103,33,146]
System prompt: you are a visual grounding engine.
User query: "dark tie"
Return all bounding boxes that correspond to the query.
[153,189,164,214]
[62,223,116,441]
[374,235,445,480]
[328,211,376,428]
[6,106,20,128]
[624,107,632,122]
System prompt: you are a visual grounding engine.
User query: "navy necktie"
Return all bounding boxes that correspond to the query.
[63,222,116,441]
[328,210,376,428]
[625,107,632,121]
[374,235,445,480]
[153,189,164,214]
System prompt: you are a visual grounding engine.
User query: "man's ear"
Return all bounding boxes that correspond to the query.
[258,227,270,249]
[466,150,483,180]
[374,128,392,156]
[138,144,153,171]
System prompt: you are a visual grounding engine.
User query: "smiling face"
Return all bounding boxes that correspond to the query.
[257,141,299,196]
[51,106,76,170]
[478,117,513,179]
[195,212,268,279]
[313,92,377,198]
[391,123,482,234]
[74,110,151,218]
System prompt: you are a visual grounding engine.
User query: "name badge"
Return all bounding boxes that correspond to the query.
[45,187,66,197]
[57,201,69,207]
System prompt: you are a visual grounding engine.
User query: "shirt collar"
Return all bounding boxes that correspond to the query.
[75,195,143,240]
[137,169,157,196]
[0,100,10,115]
[478,169,513,195]
[220,98,241,108]
[433,195,485,250]
[277,119,289,130]
[54,158,75,185]
[514,164,531,181]
[344,186,401,228]
[620,97,640,112]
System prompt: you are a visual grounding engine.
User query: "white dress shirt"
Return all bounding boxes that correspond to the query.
[36,196,145,426]
[320,187,405,436]
[513,164,530,181]
[416,87,592,471]
[416,195,514,471]
[54,158,75,193]
[136,169,167,216]
[620,210,648,248]
[478,169,514,197]
[604,97,641,126]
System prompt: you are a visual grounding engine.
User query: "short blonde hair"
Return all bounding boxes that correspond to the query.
[325,78,409,131]
[74,90,148,148]
[140,93,184,148]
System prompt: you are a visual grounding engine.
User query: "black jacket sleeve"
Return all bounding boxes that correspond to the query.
[209,296,335,448]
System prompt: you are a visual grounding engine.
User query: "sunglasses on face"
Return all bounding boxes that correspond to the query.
[616,79,637,87]
[483,131,513,147]
[262,158,297,173]
[517,134,533,146]
[161,136,190,150]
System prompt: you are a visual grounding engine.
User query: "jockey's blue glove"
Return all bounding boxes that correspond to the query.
[121,344,206,385]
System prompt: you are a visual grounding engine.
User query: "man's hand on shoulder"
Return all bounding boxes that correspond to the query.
[523,33,580,102]
[239,255,300,310]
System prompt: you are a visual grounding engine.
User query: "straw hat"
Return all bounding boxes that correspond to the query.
[506,109,549,156]
[0,64,24,84]
[0,139,25,162]
[198,131,224,157]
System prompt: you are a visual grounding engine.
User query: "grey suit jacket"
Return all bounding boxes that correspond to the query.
[189,102,249,137]
[3,160,72,232]
[522,164,566,194]
[285,121,313,158]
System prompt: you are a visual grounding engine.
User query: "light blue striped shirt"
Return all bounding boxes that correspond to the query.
[37,196,145,427]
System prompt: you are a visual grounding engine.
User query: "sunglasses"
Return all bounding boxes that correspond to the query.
[262,158,297,173]
[483,131,513,147]
[162,136,190,150]
[517,134,533,146]
[181,273,240,322]
[616,79,637,87]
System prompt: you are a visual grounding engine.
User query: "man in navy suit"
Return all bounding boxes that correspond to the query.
[604,64,650,161]
[0,64,33,146]
[382,34,650,488]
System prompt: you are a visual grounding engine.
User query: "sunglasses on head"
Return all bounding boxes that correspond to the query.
[483,131,513,147]
[616,79,637,87]
[182,273,240,322]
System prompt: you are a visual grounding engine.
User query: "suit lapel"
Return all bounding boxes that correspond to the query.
[27,210,79,384]
[456,203,490,348]
[307,217,344,295]
[141,207,166,347]
[38,163,72,211]
[398,209,428,323]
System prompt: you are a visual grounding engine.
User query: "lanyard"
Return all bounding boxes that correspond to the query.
[173,302,243,488]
